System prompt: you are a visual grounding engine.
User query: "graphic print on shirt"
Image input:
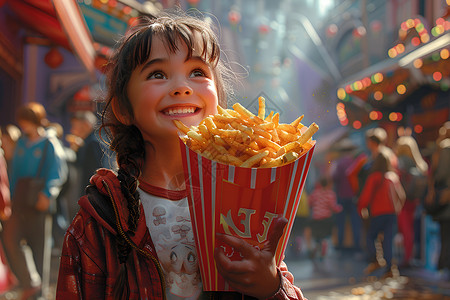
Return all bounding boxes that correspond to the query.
[141,192,201,300]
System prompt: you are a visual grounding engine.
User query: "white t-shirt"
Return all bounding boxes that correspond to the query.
[139,181,202,300]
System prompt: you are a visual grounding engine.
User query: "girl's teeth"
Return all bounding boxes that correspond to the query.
[166,107,195,115]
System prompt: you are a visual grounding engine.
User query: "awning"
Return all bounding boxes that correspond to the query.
[338,32,450,105]
[6,0,96,76]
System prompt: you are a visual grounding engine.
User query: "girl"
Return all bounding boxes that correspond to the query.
[56,10,306,300]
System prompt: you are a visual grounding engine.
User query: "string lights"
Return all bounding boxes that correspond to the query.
[335,10,450,130]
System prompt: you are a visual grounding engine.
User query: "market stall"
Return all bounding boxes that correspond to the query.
[336,13,450,148]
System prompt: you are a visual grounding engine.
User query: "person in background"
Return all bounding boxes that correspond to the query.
[0,125,21,175]
[394,135,428,268]
[359,128,398,197]
[0,134,16,294]
[425,121,450,276]
[68,111,107,201]
[358,150,405,278]
[46,122,78,247]
[308,177,342,260]
[2,102,67,299]
[0,132,11,222]
[331,137,362,252]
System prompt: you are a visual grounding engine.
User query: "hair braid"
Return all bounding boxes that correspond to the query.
[114,236,131,299]
[117,169,140,234]
[107,124,145,299]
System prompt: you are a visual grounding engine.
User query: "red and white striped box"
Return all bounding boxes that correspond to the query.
[179,138,315,291]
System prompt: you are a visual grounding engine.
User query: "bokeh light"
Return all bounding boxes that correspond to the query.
[433,72,443,81]
[397,84,406,94]
[369,111,378,120]
[371,73,383,84]
[388,48,397,58]
[411,37,420,46]
[374,91,383,100]
[389,112,398,121]
[352,121,362,129]
[413,58,423,68]
[420,34,430,43]
[414,124,423,133]
[337,88,346,100]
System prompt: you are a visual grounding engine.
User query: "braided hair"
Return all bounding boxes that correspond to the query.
[100,8,233,299]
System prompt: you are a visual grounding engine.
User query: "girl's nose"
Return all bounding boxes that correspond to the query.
[170,81,193,97]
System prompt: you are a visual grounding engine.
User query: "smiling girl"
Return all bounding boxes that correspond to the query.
[56,9,306,300]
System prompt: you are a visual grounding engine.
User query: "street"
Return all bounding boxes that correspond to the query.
[0,241,449,299]
[284,245,450,300]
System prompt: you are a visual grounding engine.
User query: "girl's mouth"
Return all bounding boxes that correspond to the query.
[162,106,200,117]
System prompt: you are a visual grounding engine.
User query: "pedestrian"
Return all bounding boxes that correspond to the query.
[394,135,428,268]
[358,128,398,198]
[358,150,405,278]
[69,110,110,197]
[0,133,11,222]
[0,136,16,294]
[3,102,67,299]
[425,121,450,275]
[0,124,21,175]
[308,177,342,260]
[56,10,306,300]
[46,122,78,248]
[331,137,362,251]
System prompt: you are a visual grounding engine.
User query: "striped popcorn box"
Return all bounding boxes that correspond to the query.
[179,138,315,291]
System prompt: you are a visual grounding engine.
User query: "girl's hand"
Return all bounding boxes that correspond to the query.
[214,217,288,299]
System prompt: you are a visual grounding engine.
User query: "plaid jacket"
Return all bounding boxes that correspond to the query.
[56,169,306,300]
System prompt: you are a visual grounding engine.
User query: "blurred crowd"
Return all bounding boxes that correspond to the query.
[0,102,114,299]
[0,101,449,299]
[287,121,450,279]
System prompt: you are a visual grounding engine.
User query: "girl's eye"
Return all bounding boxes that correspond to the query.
[190,69,207,78]
[148,71,166,80]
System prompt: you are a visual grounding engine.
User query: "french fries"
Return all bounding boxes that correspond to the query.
[175,96,318,168]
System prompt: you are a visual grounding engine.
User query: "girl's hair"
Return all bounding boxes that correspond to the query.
[396,135,428,174]
[100,9,233,299]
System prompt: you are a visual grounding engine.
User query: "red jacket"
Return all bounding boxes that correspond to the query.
[56,169,306,300]
[358,171,398,217]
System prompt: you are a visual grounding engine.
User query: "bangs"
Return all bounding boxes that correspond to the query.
[125,17,221,70]
[104,12,231,125]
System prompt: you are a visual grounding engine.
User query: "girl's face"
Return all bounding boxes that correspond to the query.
[127,36,219,142]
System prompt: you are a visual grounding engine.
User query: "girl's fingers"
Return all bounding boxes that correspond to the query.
[216,232,255,258]
[214,249,256,293]
[214,246,252,274]
[265,217,288,254]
